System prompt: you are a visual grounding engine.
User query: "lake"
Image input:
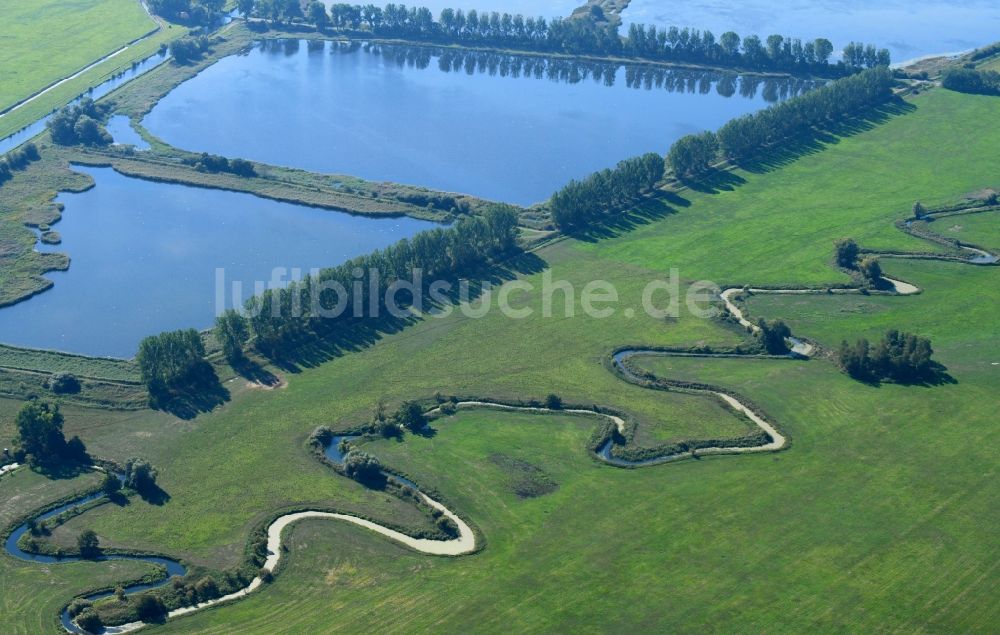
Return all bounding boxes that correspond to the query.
[621,0,1000,65]
[0,166,437,358]
[142,40,794,206]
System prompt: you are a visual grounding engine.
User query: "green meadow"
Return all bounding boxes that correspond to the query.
[0,0,182,139]
[0,82,998,633]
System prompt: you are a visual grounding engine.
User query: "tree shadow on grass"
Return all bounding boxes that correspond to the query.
[733,99,918,175]
[230,356,280,387]
[570,194,684,243]
[851,361,957,388]
[107,491,131,507]
[151,362,230,420]
[262,252,548,374]
[135,482,171,506]
[30,461,92,481]
[679,169,748,194]
[412,425,438,439]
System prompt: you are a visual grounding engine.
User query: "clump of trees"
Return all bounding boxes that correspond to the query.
[136,329,207,402]
[102,471,122,496]
[756,318,791,354]
[77,529,101,558]
[835,238,860,269]
[550,153,664,230]
[169,35,212,64]
[184,152,256,176]
[123,458,159,492]
[134,593,168,621]
[343,449,383,483]
[150,0,225,24]
[216,205,521,358]
[75,609,103,633]
[393,401,426,432]
[942,68,1000,96]
[838,330,936,383]
[368,401,400,438]
[857,255,883,289]
[716,66,894,161]
[834,239,882,288]
[0,142,41,185]
[15,400,89,467]
[47,98,113,146]
[47,371,81,394]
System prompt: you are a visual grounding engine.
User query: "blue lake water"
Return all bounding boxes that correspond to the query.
[107,114,151,150]
[142,40,788,206]
[0,166,436,357]
[621,0,1000,64]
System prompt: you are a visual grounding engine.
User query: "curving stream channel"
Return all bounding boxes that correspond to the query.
[2,217,997,633]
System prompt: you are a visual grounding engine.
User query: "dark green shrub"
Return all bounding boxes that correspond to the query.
[66,598,92,618]
[77,530,100,558]
[756,319,791,355]
[393,401,426,431]
[834,238,859,269]
[135,593,167,621]
[76,610,103,633]
[308,426,333,447]
[124,458,158,492]
[343,449,383,483]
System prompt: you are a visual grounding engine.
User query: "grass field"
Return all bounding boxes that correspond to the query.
[0,0,160,122]
[1,84,999,632]
[0,343,139,381]
[0,468,158,635]
[922,210,1000,252]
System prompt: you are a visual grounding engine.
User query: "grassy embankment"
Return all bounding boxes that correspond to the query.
[0,0,187,140]
[0,344,146,410]
[0,87,997,631]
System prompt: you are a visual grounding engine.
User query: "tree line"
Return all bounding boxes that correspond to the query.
[214,205,521,359]
[838,330,936,383]
[550,154,664,231]
[626,26,888,75]
[667,66,894,175]
[47,98,113,146]
[942,67,1000,96]
[149,0,225,25]
[0,142,40,185]
[238,1,887,76]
